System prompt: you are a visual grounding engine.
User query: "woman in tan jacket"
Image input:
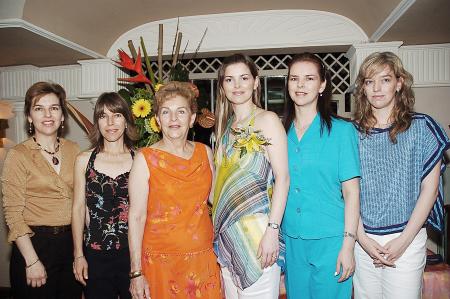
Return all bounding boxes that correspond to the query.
[1,82,81,299]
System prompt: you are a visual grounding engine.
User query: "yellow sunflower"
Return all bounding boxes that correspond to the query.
[132,98,151,118]
[150,116,160,132]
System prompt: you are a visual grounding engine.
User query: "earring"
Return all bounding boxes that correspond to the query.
[61,121,65,129]
[319,93,323,97]
[28,122,33,134]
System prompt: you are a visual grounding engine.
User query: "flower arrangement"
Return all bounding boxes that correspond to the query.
[231,126,271,158]
[115,24,211,148]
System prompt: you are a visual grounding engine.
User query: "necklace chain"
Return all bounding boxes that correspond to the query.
[33,137,60,165]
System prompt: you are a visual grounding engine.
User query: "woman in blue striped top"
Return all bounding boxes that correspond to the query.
[353,52,450,299]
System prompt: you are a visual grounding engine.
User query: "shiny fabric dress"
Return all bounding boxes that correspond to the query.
[140,143,222,299]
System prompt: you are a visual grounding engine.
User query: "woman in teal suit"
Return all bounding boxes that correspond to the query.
[282,53,360,299]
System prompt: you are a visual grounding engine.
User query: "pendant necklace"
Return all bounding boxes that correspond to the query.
[33,137,60,165]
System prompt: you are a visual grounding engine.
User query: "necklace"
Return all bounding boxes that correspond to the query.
[33,137,60,165]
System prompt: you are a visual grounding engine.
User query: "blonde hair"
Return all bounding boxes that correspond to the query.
[154,81,198,114]
[214,54,261,156]
[354,52,415,143]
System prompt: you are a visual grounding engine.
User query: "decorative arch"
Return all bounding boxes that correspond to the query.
[107,10,368,58]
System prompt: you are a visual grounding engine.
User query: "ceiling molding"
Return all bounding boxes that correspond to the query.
[107,10,368,58]
[370,0,415,42]
[0,18,105,59]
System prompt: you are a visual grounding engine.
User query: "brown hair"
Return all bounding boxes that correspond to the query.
[154,81,198,114]
[24,81,68,135]
[354,52,414,143]
[283,53,333,135]
[89,92,138,150]
[214,53,261,150]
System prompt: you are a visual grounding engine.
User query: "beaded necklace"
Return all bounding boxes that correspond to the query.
[33,137,60,165]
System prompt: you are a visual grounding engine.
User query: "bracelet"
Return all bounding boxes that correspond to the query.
[26,258,40,269]
[267,222,280,230]
[129,270,143,279]
[343,231,357,240]
[74,255,84,260]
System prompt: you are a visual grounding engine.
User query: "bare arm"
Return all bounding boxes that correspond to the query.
[205,145,215,205]
[128,151,151,299]
[336,178,359,282]
[71,152,89,285]
[384,161,441,262]
[257,111,290,268]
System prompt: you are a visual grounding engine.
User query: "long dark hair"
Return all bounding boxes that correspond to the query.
[89,92,137,150]
[283,53,333,135]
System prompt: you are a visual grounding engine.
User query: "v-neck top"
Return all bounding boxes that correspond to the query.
[1,138,80,242]
[84,148,134,250]
[282,115,360,239]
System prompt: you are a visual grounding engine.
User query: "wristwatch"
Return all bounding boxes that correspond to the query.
[267,222,280,229]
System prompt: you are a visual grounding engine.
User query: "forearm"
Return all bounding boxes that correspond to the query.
[128,212,147,271]
[401,162,441,243]
[401,189,438,243]
[342,178,360,249]
[15,235,39,265]
[268,173,289,225]
[71,203,86,257]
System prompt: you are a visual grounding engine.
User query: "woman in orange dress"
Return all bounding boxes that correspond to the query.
[128,81,222,299]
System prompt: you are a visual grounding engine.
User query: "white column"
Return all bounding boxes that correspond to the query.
[10,100,27,143]
[345,41,403,87]
[78,59,117,99]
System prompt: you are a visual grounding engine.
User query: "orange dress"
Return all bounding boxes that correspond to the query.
[141,143,222,299]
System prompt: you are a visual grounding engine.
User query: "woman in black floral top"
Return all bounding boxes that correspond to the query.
[71,92,137,299]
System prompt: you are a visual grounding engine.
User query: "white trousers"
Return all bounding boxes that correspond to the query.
[354,228,427,299]
[222,264,281,299]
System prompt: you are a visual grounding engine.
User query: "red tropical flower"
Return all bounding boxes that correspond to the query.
[116,49,152,85]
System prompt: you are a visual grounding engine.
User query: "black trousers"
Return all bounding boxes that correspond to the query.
[84,247,131,299]
[10,229,82,299]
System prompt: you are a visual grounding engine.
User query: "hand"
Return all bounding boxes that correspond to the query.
[73,256,88,286]
[335,245,355,282]
[384,235,412,263]
[26,260,47,288]
[358,234,395,268]
[257,228,279,269]
[130,275,151,299]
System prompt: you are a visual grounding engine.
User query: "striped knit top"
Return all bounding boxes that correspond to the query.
[358,113,450,235]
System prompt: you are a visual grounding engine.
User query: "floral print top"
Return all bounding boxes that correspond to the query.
[84,148,134,251]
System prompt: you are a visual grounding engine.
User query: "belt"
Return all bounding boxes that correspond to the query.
[30,225,71,235]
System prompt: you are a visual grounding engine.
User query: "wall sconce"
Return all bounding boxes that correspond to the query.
[0,100,15,149]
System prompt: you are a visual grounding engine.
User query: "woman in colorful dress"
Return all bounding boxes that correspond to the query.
[1,81,81,299]
[353,52,450,299]
[128,81,222,299]
[72,92,136,298]
[212,53,289,299]
[282,53,360,299]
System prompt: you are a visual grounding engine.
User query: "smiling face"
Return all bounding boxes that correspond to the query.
[98,107,126,143]
[222,62,259,106]
[28,93,64,138]
[156,95,196,140]
[287,61,326,109]
[363,65,403,113]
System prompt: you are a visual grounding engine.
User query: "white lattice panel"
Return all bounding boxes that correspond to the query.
[147,53,349,94]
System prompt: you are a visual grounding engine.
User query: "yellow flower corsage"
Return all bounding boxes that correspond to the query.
[231,126,271,157]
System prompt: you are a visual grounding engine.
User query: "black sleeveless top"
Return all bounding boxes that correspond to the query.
[84,148,134,251]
